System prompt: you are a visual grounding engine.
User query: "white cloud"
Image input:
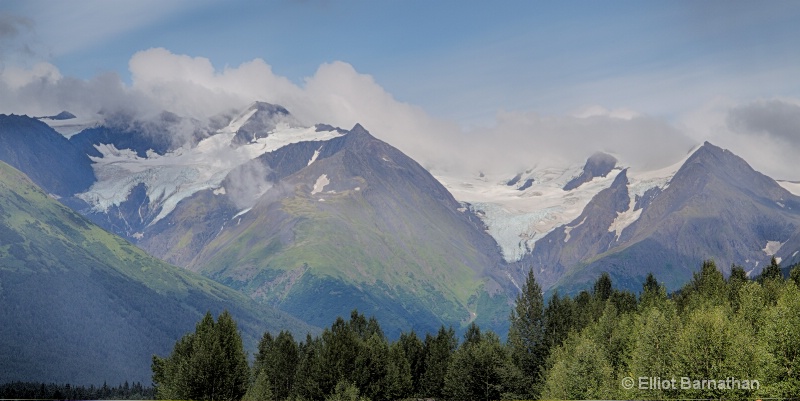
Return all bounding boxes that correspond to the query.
[3,47,799,181]
[680,97,800,181]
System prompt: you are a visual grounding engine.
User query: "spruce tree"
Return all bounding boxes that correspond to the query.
[420,326,457,398]
[152,310,249,401]
[397,330,425,396]
[507,268,546,396]
[761,256,783,282]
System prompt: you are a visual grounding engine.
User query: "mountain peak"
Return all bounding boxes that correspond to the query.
[248,101,290,115]
[36,111,77,120]
[230,101,299,145]
[563,151,618,191]
[350,123,368,133]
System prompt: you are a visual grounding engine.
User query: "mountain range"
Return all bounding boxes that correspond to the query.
[0,159,314,385]
[1,101,799,382]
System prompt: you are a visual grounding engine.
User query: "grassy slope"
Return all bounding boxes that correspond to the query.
[194,152,510,338]
[0,162,316,385]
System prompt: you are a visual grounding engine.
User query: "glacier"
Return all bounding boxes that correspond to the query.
[78,121,343,224]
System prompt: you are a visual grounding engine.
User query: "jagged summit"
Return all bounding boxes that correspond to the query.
[563,151,618,190]
[229,101,301,145]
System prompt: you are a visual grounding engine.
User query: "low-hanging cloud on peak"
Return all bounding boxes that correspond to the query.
[12,47,799,180]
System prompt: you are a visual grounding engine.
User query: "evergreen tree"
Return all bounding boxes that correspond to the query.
[253,330,299,400]
[790,263,800,287]
[444,331,519,401]
[354,333,389,401]
[507,268,547,397]
[464,321,482,346]
[293,334,325,401]
[677,260,727,311]
[384,341,413,400]
[397,330,425,396]
[152,310,249,401]
[420,326,457,399]
[593,272,613,303]
[639,272,667,310]
[760,256,783,282]
[320,317,361,394]
[544,291,575,350]
[728,264,749,311]
[243,370,273,401]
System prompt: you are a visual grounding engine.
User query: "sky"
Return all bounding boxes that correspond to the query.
[1,0,800,179]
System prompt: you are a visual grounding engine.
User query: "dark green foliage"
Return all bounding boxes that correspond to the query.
[791,263,800,287]
[148,258,800,400]
[420,326,458,399]
[152,311,249,401]
[242,370,273,401]
[384,342,413,400]
[593,272,613,302]
[397,330,425,396]
[639,272,667,309]
[507,268,547,397]
[543,291,575,350]
[293,334,325,401]
[0,381,153,400]
[444,330,520,401]
[760,256,784,283]
[253,331,299,400]
[676,259,727,311]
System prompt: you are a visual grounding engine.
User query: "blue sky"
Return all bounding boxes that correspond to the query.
[2,0,800,177]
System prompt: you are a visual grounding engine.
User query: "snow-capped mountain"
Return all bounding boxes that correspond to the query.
[53,103,340,238]
[1,103,511,337]
[434,149,691,264]
[437,142,800,292]
[3,101,800,328]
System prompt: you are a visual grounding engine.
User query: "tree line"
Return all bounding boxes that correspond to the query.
[152,257,800,400]
[0,380,153,400]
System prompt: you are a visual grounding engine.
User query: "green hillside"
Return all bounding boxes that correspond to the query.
[183,129,512,338]
[0,162,316,385]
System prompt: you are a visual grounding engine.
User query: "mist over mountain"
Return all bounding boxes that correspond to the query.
[2,98,800,367]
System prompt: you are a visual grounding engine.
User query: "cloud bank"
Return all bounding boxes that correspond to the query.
[1,48,799,180]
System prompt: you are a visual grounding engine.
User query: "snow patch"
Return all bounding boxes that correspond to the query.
[763,240,783,256]
[307,146,323,166]
[311,174,330,195]
[564,216,586,243]
[233,208,252,219]
[213,187,226,195]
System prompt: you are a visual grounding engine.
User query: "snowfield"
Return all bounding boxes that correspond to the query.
[78,122,343,224]
[434,147,699,262]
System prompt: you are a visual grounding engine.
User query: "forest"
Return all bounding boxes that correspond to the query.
[148,257,800,401]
